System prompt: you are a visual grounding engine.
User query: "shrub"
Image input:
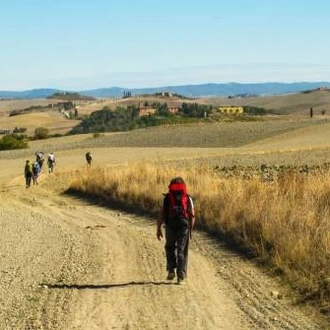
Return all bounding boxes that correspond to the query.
[13,127,27,133]
[0,134,28,150]
[34,127,49,140]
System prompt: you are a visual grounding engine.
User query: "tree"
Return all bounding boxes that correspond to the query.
[0,134,28,150]
[13,127,27,133]
[34,127,49,140]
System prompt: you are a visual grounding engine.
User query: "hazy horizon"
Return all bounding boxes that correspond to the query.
[1,1,330,91]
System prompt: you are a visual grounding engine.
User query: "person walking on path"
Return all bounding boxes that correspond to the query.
[157,177,195,284]
[32,161,41,185]
[35,151,45,171]
[24,160,33,188]
[47,152,56,173]
[85,151,92,167]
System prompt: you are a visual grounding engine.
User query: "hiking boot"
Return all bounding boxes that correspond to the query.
[177,278,185,285]
[166,271,175,280]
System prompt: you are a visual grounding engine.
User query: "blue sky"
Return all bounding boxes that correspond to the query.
[1,0,329,90]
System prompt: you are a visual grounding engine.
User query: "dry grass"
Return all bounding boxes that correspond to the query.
[69,161,330,306]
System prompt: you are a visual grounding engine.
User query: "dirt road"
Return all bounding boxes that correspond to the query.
[0,150,327,329]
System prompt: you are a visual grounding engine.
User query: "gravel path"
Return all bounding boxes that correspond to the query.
[0,137,328,329]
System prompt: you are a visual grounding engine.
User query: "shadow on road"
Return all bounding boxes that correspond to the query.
[39,280,176,290]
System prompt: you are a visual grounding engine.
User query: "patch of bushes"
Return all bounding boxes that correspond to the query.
[0,134,28,150]
[13,127,27,133]
[47,91,95,100]
[69,104,213,135]
[34,127,49,140]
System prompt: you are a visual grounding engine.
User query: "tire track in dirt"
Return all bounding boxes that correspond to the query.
[194,235,323,330]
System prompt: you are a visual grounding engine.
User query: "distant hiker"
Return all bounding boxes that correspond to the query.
[35,151,45,170]
[32,161,41,185]
[47,152,56,173]
[85,151,92,167]
[157,177,195,284]
[24,160,33,188]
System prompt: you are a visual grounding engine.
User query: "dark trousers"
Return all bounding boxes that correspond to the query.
[165,226,190,279]
[32,173,39,185]
[25,174,32,187]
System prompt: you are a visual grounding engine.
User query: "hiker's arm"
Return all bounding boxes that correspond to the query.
[190,213,195,231]
[188,196,195,229]
[157,209,164,240]
[189,197,195,239]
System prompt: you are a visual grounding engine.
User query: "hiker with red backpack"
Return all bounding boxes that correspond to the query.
[157,177,195,285]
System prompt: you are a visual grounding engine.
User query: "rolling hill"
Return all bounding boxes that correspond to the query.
[1,88,330,137]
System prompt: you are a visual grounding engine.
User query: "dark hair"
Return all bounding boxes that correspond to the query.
[169,177,185,185]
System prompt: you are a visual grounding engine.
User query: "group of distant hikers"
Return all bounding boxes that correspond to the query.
[24,151,56,188]
[24,151,93,188]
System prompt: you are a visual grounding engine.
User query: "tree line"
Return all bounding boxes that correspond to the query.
[69,102,214,134]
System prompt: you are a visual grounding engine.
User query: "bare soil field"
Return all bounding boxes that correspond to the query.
[1,115,330,329]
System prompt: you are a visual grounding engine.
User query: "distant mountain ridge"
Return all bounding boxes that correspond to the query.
[1,82,330,99]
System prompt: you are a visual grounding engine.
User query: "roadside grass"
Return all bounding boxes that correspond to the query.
[69,161,330,306]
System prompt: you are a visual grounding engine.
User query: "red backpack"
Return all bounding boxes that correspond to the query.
[164,182,190,229]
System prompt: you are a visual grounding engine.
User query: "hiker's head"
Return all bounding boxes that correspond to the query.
[26,160,30,163]
[169,177,185,186]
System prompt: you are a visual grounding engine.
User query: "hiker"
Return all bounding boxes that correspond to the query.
[47,152,56,173]
[32,161,41,185]
[157,177,195,284]
[35,151,45,170]
[24,160,33,188]
[85,151,92,167]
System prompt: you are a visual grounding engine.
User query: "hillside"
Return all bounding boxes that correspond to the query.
[75,89,330,117]
[1,92,330,328]
[1,89,330,137]
[0,152,327,329]
[1,104,330,328]
[201,89,330,115]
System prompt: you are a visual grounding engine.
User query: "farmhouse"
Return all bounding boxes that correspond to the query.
[168,106,179,114]
[161,91,172,97]
[57,101,76,111]
[218,106,244,114]
[138,106,156,117]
